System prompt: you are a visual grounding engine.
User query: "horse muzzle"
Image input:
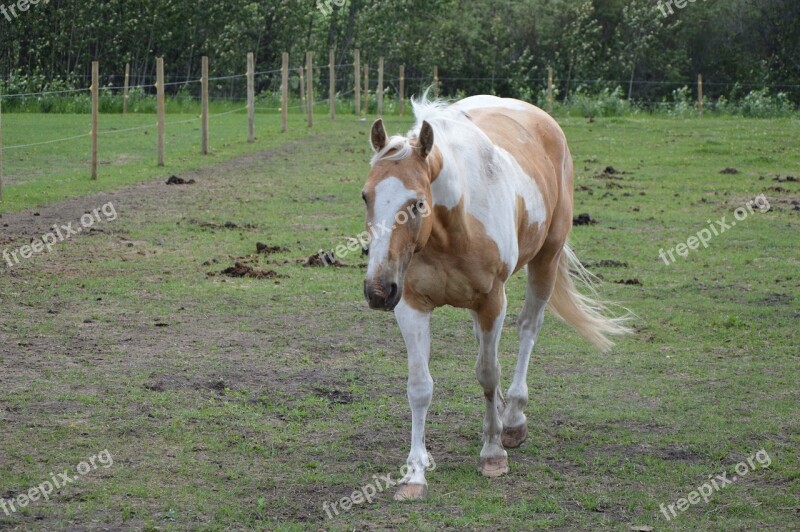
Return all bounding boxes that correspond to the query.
[364,278,402,311]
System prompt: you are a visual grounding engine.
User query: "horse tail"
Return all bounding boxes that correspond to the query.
[547,243,633,353]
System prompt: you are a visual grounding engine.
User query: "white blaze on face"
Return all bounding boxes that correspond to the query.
[367,176,417,278]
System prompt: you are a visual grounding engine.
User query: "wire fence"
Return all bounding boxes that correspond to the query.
[0,52,796,201]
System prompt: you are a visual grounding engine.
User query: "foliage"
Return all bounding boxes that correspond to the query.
[567,86,631,117]
[0,0,797,106]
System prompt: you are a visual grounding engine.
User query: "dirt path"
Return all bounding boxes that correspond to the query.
[0,140,306,246]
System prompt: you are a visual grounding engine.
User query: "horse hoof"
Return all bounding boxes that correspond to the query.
[479,456,509,478]
[501,424,528,449]
[394,483,428,501]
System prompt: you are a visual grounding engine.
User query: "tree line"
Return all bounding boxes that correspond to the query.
[1,0,797,104]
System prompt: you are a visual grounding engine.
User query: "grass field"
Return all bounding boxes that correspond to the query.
[0,111,798,531]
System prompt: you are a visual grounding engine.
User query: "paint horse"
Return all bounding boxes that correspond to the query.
[361,95,631,500]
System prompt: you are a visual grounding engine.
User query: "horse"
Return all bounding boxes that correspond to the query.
[361,94,631,501]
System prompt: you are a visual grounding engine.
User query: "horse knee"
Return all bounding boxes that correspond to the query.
[407,375,433,408]
[475,360,500,394]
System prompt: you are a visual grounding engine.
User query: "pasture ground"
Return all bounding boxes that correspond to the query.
[0,113,798,531]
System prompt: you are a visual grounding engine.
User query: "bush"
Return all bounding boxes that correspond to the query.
[565,86,630,118]
[667,86,695,118]
[740,89,795,118]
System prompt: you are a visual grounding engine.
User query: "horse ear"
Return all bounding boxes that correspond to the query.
[370,119,387,152]
[418,121,434,158]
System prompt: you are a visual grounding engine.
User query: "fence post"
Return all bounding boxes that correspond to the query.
[329,48,336,120]
[91,61,99,180]
[306,51,313,128]
[157,57,165,166]
[697,73,703,117]
[0,90,4,201]
[281,52,288,133]
[299,66,306,115]
[354,48,361,115]
[201,56,209,154]
[547,66,554,113]
[123,62,130,114]
[377,57,384,116]
[399,65,405,116]
[434,65,439,99]
[247,52,255,142]
[363,63,369,115]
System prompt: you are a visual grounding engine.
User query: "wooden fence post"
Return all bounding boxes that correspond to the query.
[377,57,384,116]
[697,73,703,117]
[547,66,554,113]
[157,57,164,166]
[306,51,313,128]
[0,90,4,201]
[299,66,306,115]
[434,65,439,98]
[363,63,369,115]
[247,52,255,142]
[354,48,361,115]
[329,48,335,120]
[91,61,99,180]
[201,56,209,154]
[123,63,130,114]
[281,52,288,133]
[399,65,405,116]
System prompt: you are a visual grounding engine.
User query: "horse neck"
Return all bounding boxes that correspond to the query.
[428,146,472,249]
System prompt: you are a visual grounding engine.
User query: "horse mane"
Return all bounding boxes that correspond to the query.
[370,90,472,167]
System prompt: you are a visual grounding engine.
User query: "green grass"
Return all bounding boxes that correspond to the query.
[0,103,341,212]
[0,113,798,530]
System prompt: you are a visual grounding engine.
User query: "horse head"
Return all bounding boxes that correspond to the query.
[361,119,439,310]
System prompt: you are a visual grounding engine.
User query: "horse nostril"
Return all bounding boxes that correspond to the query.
[387,282,398,301]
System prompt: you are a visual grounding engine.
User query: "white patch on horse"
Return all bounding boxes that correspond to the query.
[367,176,417,278]
[455,95,528,112]
[495,145,546,226]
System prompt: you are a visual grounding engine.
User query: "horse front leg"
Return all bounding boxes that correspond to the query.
[472,288,510,477]
[393,299,435,500]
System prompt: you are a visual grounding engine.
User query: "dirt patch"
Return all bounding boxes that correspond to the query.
[573,213,598,226]
[761,293,794,305]
[584,259,628,268]
[720,167,739,174]
[772,175,797,183]
[589,166,627,181]
[313,388,357,406]
[614,278,642,286]
[256,242,289,254]
[166,175,196,185]
[218,261,281,279]
[305,249,342,266]
[307,194,340,202]
[191,219,257,230]
[590,443,705,463]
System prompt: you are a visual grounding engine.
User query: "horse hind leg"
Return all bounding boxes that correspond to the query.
[501,252,559,448]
